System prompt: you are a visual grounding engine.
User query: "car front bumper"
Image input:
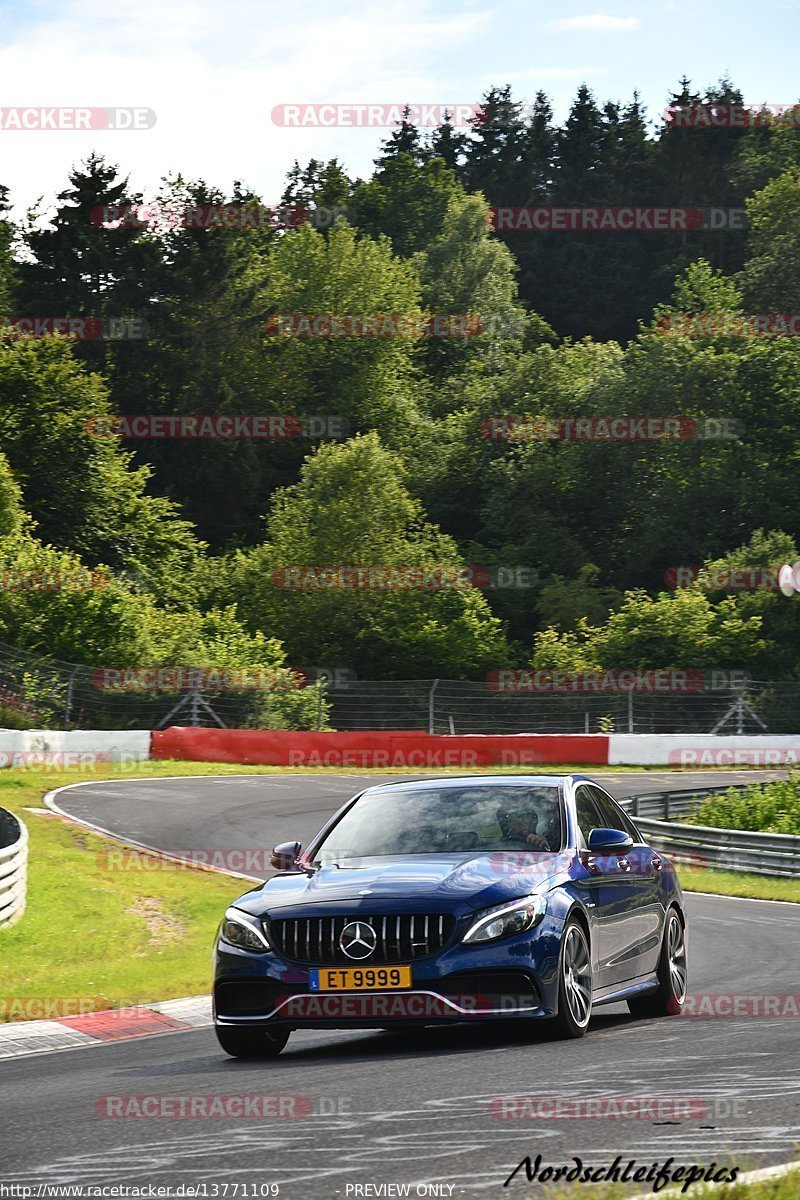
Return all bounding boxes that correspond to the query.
[213,918,562,1029]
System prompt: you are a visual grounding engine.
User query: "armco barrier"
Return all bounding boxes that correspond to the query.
[151,728,611,767]
[619,789,800,877]
[0,806,28,926]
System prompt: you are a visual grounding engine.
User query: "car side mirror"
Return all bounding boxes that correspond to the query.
[588,828,634,855]
[270,841,304,871]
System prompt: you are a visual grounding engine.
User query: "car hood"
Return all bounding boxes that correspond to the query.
[234,852,573,917]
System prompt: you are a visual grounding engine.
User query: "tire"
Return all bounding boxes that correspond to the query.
[552,920,593,1038]
[628,909,687,1019]
[215,1024,291,1059]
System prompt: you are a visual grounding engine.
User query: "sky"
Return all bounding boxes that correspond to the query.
[1,0,799,217]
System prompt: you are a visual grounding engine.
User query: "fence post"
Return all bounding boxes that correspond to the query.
[627,687,634,733]
[63,666,79,730]
[316,677,324,732]
[189,688,200,727]
[428,679,440,735]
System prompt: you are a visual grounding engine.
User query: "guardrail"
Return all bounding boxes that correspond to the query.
[621,786,800,877]
[0,806,28,926]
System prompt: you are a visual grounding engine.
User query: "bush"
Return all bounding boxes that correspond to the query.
[686,776,800,835]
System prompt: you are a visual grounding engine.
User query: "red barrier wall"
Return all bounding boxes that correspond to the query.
[152,727,610,768]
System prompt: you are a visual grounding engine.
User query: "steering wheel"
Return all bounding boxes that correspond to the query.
[498,836,550,852]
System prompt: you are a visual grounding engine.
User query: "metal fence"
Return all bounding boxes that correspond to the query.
[2,636,800,733]
[620,786,800,877]
[324,678,786,734]
[0,807,28,926]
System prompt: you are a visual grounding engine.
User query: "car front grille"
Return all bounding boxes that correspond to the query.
[268,913,457,964]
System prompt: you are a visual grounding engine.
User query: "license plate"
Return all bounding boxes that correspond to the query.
[309,966,412,991]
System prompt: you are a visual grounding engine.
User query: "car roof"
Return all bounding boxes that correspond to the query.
[358,774,587,796]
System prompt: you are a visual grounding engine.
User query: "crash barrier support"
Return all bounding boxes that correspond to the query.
[0,807,28,926]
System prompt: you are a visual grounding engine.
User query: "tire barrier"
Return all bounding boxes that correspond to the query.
[0,806,28,927]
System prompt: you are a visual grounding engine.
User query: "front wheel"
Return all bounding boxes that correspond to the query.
[552,920,593,1038]
[628,909,687,1019]
[215,1025,291,1059]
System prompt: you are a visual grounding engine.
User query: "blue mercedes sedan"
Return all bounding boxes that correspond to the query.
[213,775,688,1057]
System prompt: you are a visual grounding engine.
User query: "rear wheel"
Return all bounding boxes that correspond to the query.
[628,909,687,1018]
[553,920,592,1038]
[215,1025,291,1059]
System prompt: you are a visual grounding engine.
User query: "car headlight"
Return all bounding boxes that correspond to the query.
[462,895,546,944]
[218,907,271,953]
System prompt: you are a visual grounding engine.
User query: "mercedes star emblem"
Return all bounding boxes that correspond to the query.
[339,920,377,960]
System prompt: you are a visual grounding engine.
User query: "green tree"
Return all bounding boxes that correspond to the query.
[464,85,533,205]
[0,184,15,315]
[17,154,157,374]
[260,221,425,437]
[209,433,509,678]
[412,192,533,379]
[739,167,800,308]
[350,153,465,258]
[531,588,766,672]
[0,334,201,600]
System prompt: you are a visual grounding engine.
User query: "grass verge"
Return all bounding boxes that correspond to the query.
[677,866,800,902]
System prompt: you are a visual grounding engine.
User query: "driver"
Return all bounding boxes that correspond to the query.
[496,801,550,850]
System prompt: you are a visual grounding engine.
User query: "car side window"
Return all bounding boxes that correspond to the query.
[587,786,641,841]
[574,786,604,852]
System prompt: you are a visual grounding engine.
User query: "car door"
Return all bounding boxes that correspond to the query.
[586,784,663,982]
[571,784,631,990]
[573,782,652,988]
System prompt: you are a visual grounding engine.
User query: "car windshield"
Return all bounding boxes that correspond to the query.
[313,784,564,861]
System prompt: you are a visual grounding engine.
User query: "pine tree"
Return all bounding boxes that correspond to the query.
[17,154,154,371]
[427,112,469,175]
[464,85,532,204]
